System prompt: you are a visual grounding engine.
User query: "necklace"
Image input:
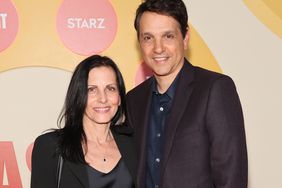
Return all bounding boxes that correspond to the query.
[103,149,107,162]
[101,133,113,162]
[102,139,108,162]
[88,131,112,162]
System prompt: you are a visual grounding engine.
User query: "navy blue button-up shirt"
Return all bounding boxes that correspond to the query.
[146,75,179,188]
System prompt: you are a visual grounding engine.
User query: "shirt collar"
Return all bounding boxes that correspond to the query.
[151,68,182,99]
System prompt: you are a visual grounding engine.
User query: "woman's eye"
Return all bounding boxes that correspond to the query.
[88,87,96,93]
[107,86,117,92]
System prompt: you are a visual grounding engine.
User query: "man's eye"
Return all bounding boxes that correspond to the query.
[166,34,174,39]
[143,36,151,41]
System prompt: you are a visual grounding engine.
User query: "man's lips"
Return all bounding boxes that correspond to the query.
[153,56,169,63]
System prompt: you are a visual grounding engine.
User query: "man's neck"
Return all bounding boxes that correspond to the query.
[155,71,179,94]
[155,77,172,94]
[154,62,184,94]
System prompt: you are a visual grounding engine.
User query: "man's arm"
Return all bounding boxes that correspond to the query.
[206,76,248,188]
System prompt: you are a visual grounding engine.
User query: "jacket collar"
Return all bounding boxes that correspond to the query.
[160,59,195,182]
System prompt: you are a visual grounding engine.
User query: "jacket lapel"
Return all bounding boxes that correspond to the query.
[160,61,195,179]
[134,78,154,187]
[111,126,137,186]
[64,160,89,188]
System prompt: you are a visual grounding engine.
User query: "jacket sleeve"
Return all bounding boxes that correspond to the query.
[30,133,58,188]
[206,76,248,188]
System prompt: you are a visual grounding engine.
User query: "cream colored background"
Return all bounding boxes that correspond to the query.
[0,0,281,187]
[186,0,282,187]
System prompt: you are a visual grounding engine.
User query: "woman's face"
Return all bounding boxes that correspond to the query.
[83,66,120,126]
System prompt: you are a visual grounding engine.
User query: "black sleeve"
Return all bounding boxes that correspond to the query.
[30,133,58,188]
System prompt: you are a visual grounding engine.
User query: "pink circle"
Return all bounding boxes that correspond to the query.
[56,0,118,56]
[135,61,153,86]
[26,142,34,171]
[0,0,19,52]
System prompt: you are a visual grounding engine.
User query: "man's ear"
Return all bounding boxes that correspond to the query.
[183,29,190,50]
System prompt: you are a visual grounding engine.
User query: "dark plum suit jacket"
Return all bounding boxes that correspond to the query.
[126,60,248,188]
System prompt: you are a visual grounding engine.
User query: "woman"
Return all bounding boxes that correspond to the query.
[31,55,136,188]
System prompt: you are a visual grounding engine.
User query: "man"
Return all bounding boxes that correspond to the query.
[126,0,248,188]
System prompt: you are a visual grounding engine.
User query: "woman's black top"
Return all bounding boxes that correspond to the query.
[86,159,134,188]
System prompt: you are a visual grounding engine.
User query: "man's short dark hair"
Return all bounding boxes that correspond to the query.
[134,0,188,39]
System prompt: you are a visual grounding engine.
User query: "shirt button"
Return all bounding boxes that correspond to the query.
[155,158,160,163]
[160,107,164,111]
[157,133,161,137]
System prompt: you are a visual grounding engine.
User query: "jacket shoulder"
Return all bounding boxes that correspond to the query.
[194,66,225,80]
[33,130,60,157]
[127,76,153,98]
[192,66,235,86]
[34,131,59,144]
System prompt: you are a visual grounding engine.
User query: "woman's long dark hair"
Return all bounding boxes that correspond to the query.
[57,55,127,163]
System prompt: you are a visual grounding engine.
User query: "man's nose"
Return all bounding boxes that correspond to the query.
[153,39,165,54]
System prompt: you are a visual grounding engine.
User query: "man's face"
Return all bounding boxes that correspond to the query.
[138,12,189,81]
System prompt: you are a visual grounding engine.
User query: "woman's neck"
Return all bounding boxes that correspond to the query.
[83,119,112,144]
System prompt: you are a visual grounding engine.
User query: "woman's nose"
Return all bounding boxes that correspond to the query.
[97,90,107,103]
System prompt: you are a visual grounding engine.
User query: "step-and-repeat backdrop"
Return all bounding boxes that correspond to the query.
[0,0,281,187]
